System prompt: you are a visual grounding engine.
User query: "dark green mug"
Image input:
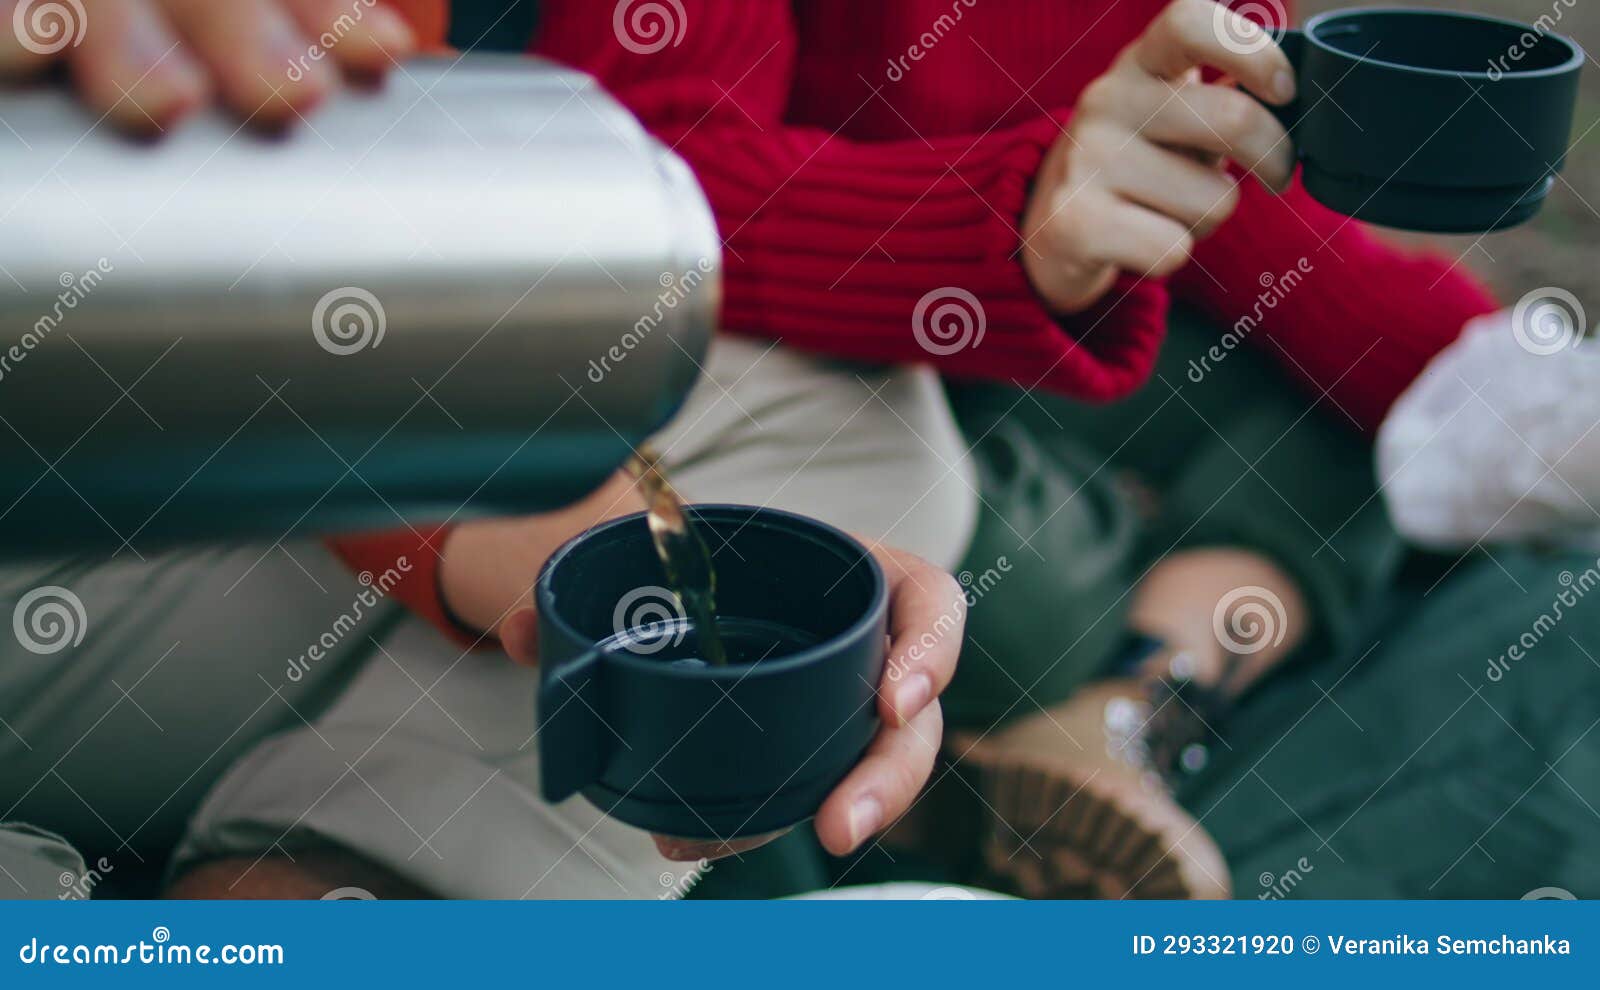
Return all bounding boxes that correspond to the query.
[1263,7,1583,232]
[534,505,887,839]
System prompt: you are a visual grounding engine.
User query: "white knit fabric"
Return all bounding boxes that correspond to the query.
[1377,304,1600,551]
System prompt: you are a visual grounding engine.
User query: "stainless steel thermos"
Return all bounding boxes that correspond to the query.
[0,56,719,553]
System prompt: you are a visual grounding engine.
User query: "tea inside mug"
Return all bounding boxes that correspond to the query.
[600,616,821,668]
[540,504,880,662]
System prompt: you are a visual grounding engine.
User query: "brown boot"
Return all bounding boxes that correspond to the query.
[951,679,1232,900]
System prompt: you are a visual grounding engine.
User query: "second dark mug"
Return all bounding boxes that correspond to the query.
[534,505,887,839]
[1264,7,1583,233]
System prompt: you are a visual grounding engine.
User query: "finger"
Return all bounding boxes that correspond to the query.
[814,702,941,857]
[1137,76,1294,190]
[158,0,333,127]
[1132,0,1295,106]
[497,607,540,668]
[1104,136,1241,237]
[282,0,415,79]
[870,544,964,726]
[1047,188,1196,280]
[651,831,786,863]
[64,0,209,134]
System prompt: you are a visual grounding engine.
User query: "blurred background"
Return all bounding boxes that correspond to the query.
[1299,0,1598,305]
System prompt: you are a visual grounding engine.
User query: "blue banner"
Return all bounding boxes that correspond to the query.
[1,899,1590,986]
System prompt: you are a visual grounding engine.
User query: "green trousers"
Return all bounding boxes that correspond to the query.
[698,308,1600,899]
[949,309,1600,898]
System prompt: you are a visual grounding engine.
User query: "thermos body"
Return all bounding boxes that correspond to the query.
[0,56,719,553]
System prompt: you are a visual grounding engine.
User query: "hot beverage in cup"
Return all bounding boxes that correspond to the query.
[534,505,887,839]
[598,616,820,668]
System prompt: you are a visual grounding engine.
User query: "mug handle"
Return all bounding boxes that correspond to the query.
[536,648,612,802]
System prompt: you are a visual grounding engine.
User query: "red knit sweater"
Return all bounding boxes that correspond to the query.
[334,0,1500,640]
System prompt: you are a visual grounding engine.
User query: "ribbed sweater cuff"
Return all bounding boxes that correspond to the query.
[708,109,1168,401]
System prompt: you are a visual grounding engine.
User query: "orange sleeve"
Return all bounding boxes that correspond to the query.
[326,526,487,650]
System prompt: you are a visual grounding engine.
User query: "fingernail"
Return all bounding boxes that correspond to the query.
[267,19,308,61]
[119,22,201,98]
[894,673,933,725]
[120,13,176,66]
[848,795,883,848]
[121,62,206,130]
[1274,69,1296,103]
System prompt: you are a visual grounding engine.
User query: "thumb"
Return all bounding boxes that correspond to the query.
[498,608,541,667]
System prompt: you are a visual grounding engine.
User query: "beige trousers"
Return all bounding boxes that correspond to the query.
[2,339,976,899]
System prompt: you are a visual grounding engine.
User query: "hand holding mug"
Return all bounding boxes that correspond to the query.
[1022,0,1295,314]
[531,508,966,863]
[448,487,963,862]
